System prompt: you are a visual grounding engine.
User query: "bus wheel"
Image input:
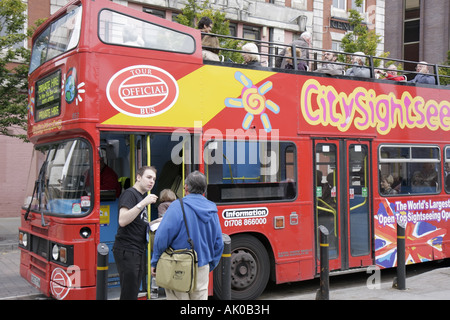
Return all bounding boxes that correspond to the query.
[214,234,270,300]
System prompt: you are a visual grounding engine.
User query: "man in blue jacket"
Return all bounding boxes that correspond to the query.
[151,171,224,300]
[409,62,436,85]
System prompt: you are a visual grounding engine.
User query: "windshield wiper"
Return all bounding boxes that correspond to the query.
[24,160,48,227]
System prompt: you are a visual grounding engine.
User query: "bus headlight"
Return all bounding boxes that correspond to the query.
[52,244,60,261]
[51,242,73,266]
[19,231,28,248]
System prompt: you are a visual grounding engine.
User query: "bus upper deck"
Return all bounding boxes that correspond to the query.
[27,0,450,144]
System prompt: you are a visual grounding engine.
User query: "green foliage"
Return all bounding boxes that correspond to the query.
[438,50,450,85]
[339,0,388,67]
[0,0,33,141]
[175,0,244,63]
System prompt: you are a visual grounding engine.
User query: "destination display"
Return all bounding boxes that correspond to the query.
[35,70,61,122]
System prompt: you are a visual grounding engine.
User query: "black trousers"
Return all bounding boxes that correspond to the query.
[113,248,146,300]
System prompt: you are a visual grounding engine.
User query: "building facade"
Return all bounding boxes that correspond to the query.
[42,0,385,55]
[385,0,450,70]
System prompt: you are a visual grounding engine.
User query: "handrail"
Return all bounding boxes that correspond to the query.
[201,32,450,85]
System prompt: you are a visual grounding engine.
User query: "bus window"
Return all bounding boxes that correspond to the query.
[98,9,195,54]
[379,145,440,195]
[23,139,93,216]
[29,5,82,74]
[205,141,297,203]
[444,146,450,193]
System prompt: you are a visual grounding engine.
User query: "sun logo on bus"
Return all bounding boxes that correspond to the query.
[225,71,280,133]
[61,68,86,105]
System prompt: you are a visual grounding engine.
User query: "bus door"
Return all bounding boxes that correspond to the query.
[314,139,372,272]
[98,131,196,288]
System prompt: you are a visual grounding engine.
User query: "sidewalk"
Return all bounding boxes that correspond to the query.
[260,264,450,300]
[0,250,42,299]
[1,216,450,300]
[0,217,41,299]
[0,217,20,252]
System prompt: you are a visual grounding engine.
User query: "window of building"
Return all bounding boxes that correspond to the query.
[332,41,342,52]
[351,0,365,13]
[172,13,180,23]
[143,8,166,19]
[229,23,237,37]
[333,0,346,10]
[403,0,421,70]
[243,25,261,40]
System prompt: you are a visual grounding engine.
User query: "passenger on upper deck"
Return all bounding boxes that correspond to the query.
[241,42,261,67]
[376,64,406,81]
[197,16,213,38]
[315,51,344,75]
[283,47,307,71]
[345,52,371,78]
[202,35,220,61]
[409,62,436,85]
[279,31,311,69]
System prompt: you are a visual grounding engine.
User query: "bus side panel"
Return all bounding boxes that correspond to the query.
[374,195,450,269]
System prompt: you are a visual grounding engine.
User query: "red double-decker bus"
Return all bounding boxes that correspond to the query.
[20,0,450,300]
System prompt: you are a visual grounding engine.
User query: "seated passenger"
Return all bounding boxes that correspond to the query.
[202,35,220,61]
[157,189,177,218]
[345,52,371,78]
[278,32,311,69]
[412,163,438,193]
[376,64,406,81]
[283,47,307,71]
[315,51,344,75]
[409,62,436,85]
[380,175,398,195]
[197,16,213,38]
[241,42,261,67]
[100,157,121,198]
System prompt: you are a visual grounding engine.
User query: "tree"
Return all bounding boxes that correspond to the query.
[0,0,33,141]
[340,0,388,66]
[175,0,244,63]
[438,50,450,85]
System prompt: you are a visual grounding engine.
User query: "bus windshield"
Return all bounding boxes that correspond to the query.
[23,139,93,216]
[29,4,82,74]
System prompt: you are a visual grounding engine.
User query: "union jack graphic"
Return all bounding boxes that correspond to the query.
[375,199,446,268]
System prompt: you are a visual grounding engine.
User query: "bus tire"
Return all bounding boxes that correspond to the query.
[213,234,270,300]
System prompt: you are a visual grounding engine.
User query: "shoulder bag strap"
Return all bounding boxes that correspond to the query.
[179,198,194,250]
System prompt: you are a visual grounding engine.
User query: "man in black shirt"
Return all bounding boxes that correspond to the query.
[113,166,158,300]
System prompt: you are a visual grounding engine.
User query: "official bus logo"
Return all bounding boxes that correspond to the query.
[106,65,179,117]
[50,268,72,300]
